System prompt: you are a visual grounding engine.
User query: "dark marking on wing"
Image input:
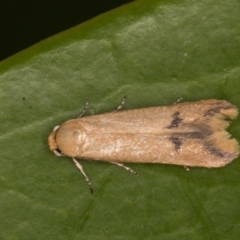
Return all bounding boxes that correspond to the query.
[188,122,212,137]
[170,121,212,139]
[173,131,206,139]
[204,144,229,158]
[203,105,233,117]
[166,111,183,129]
[169,137,182,151]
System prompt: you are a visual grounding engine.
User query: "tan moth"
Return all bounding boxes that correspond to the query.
[48,98,239,192]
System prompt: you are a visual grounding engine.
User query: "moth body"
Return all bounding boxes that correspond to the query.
[48,99,239,168]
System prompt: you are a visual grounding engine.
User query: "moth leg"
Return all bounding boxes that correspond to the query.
[184,166,190,171]
[173,98,183,104]
[114,96,126,112]
[78,97,89,118]
[72,158,93,193]
[111,162,138,176]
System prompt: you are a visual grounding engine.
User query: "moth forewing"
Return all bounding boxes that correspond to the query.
[48,99,239,191]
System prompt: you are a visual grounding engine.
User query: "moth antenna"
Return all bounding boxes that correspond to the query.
[72,158,93,193]
[111,162,138,176]
[114,96,126,112]
[173,97,183,104]
[78,97,89,118]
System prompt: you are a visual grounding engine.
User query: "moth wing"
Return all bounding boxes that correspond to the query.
[76,100,238,167]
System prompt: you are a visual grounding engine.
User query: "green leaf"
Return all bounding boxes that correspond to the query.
[1,0,240,239]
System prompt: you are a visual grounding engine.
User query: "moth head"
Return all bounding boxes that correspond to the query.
[48,125,63,157]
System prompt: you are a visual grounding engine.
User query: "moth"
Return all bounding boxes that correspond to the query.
[48,99,239,192]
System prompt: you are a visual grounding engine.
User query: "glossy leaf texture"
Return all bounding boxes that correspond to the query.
[0,0,240,239]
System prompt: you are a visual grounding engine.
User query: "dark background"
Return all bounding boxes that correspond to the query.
[0,0,133,61]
